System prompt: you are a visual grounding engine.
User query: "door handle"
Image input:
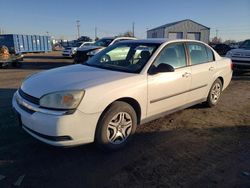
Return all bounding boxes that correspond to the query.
[182,72,191,78]
[209,67,215,71]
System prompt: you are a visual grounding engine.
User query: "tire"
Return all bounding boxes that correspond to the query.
[12,61,22,68]
[205,79,222,107]
[100,54,111,63]
[95,101,137,151]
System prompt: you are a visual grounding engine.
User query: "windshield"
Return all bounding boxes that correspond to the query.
[84,42,160,73]
[79,42,93,48]
[93,38,114,47]
[75,42,82,47]
[240,40,250,49]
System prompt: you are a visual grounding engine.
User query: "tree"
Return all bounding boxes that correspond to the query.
[224,40,236,45]
[211,37,222,44]
[118,31,134,37]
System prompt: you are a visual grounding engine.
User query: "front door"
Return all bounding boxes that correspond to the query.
[147,42,191,117]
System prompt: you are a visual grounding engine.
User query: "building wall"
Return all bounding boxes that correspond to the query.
[147,20,210,43]
[147,27,165,38]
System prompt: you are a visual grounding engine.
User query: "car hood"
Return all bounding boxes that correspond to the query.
[21,64,134,98]
[229,48,250,53]
[77,46,104,51]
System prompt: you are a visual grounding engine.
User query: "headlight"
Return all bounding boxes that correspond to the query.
[226,51,232,57]
[87,49,102,56]
[40,90,84,110]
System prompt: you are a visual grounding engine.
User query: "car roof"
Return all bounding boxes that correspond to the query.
[100,37,136,40]
[118,38,167,44]
[119,38,210,45]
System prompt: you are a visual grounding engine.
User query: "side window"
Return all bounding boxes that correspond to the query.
[206,46,214,62]
[187,43,211,65]
[153,43,187,69]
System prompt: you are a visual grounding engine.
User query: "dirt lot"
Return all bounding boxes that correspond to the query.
[0,52,250,188]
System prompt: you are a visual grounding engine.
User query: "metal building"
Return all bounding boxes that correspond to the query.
[147,19,210,43]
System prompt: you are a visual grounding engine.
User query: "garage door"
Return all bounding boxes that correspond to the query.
[187,32,201,40]
[168,32,183,40]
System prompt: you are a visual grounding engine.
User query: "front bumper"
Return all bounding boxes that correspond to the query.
[12,91,101,147]
[62,51,72,56]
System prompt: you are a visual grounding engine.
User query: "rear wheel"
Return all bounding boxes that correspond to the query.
[205,79,222,107]
[95,101,137,150]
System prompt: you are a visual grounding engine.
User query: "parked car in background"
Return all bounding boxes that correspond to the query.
[74,37,136,63]
[213,43,231,55]
[62,41,94,58]
[226,39,250,71]
[229,42,239,49]
[12,39,232,150]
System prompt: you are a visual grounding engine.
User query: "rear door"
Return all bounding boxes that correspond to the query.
[186,42,215,103]
[147,42,191,117]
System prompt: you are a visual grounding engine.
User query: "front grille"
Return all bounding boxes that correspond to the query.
[232,60,250,64]
[19,89,39,105]
[232,53,250,58]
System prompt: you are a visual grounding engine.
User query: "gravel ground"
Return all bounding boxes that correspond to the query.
[0,52,250,188]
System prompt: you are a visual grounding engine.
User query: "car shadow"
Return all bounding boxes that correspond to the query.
[0,88,17,109]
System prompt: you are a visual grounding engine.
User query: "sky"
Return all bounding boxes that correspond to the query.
[0,0,249,41]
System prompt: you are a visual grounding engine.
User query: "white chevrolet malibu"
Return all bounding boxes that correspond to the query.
[12,39,232,150]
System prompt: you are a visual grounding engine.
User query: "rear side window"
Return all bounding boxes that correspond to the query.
[187,43,214,65]
[206,47,214,62]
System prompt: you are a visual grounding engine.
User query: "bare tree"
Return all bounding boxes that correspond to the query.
[211,37,222,44]
[118,31,134,37]
[224,40,236,45]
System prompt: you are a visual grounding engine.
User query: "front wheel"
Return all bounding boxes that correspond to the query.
[205,79,222,107]
[95,101,137,151]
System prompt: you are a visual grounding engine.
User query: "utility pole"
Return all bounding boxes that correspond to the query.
[95,27,97,40]
[132,22,135,37]
[216,29,219,38]
[76,20,80,39]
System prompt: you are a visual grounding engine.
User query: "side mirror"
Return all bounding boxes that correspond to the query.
[149,63,175,75]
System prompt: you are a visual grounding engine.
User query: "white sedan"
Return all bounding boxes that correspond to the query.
[12,39,232,150]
